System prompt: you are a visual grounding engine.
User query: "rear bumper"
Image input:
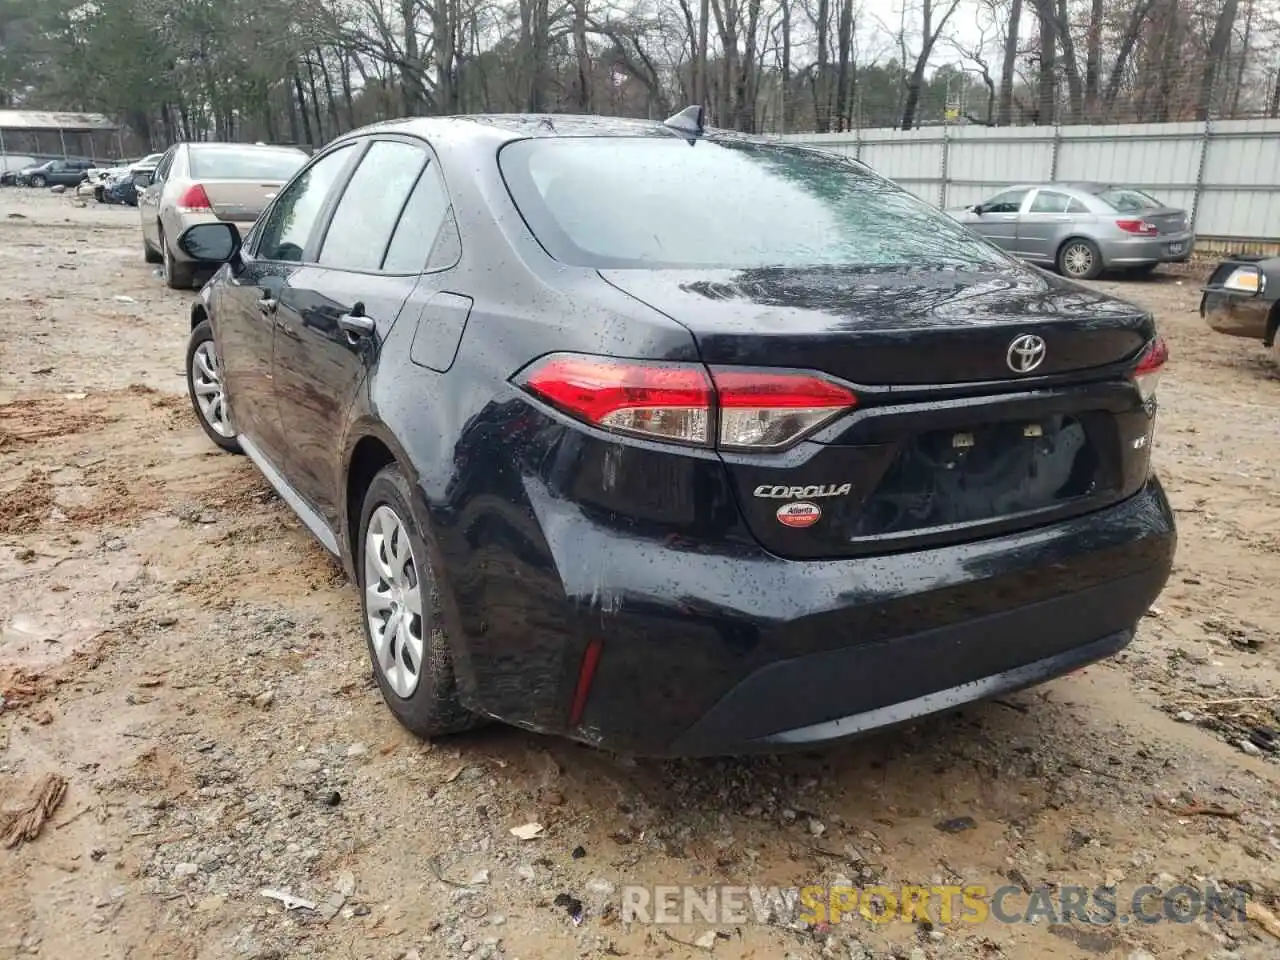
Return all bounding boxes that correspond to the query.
[1103,233,1194,267]
[1201,291,1271,341]
[456,477,1175,757]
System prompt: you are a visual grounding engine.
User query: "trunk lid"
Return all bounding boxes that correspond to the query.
[1145,207,1189,235]
[601,264,1152,386]
[602,263,1158,559]
[198,180,285,223]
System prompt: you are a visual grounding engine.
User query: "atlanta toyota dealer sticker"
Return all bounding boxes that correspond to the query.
[776,501,822,528]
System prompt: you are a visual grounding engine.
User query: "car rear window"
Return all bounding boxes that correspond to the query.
[1095,187,1162,212]
[499,137,1009,270]
[188,146,307,181]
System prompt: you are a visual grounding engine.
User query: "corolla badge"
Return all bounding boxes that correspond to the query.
[1006,334,1047,374]
[753,483,853,499]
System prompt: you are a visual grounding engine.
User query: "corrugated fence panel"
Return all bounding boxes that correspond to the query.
[782,119,1280,243]
[946,128,1055,209]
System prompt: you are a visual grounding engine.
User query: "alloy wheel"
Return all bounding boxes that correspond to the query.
[1063,243,1094,278]
[364,505,426,699]
[190,341,233,437]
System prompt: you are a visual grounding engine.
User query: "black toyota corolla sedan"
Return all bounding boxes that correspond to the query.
[180,109,1175,757]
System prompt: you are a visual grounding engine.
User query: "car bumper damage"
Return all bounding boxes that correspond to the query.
[446,476,1176,757]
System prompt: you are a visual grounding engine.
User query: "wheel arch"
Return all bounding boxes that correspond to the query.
[1265,299,1280,348]
[190,301,208,331]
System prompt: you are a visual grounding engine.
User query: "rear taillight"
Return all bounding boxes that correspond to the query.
[1116,219,1158,236]
[516,354,857,451]
[711,368,857,449]
[1132,335,1168,403]
[177,184,212,213]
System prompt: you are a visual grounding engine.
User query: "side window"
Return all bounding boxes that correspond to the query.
[383,161,453,274]
[982,189,1029,214]
[318,141,427,271]
[1029,190,1070,214]
[1067,198,1090,214]
[254,145,355,263]
[154,148,176,182]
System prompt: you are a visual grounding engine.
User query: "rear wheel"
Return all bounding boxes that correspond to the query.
[161,226,195,289]
[358,464,477,739]
[143,236,162,263]
[1057,239,1103,280]
[186,319,240,453]
[29,174,46,188]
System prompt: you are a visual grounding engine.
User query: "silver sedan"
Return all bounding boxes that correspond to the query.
[949,183,1194,280]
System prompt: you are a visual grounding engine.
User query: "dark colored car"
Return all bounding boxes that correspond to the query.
[101,168,152,207]
[17,158,95,187]
[179,110,1176,757]
[1200,255,1279,359]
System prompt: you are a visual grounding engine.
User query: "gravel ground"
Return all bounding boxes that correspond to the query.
[1,188,1279,960]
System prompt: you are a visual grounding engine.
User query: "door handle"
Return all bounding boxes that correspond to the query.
[338,310,376,344]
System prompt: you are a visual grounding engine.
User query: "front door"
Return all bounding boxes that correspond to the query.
[273,137,453,528]
[970,188,1029,253]
[220,143,360,470]
[1016,188,1076,264]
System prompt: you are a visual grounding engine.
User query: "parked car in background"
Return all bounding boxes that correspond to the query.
[93,154,163,203]
[101,168,152,207]
[1200,254,1279,360]
[950,183,1193,280]
[0,155,37,186]
[175,111,1175,757]
[16,158,96,188]
[139,141,308,288]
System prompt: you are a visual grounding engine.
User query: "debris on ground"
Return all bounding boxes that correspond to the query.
[1,773,69,848]
[259,888,317,912]
[509,822,545,840]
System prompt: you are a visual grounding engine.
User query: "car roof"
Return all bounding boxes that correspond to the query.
[330,113,781,153]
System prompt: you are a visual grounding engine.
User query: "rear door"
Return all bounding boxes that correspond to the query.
[215,144,359,470]
[139,147,176,249]
[970,188,1029,252]
[272,136,453,526]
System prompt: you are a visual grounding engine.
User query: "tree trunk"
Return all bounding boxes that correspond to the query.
[814,0,830,131]
[340,52,357,129]
[1084,0,1102,117]
[317,49,342,134]
[834,0,854,132]
[998,0,1021,125]
[780,0,791,132]
[572,0,591,111]
[1036,0,1057,125]
[1197,0,1239,120]
[293,73,314,147]
[1103,0,1156,113]
[304,57,325,142]
[1054,0,1083,121]
[697,0,710,107]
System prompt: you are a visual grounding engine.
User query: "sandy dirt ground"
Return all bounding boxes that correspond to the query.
[1,188,1279,960]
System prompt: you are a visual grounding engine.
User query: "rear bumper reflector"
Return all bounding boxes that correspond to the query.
[568,639,604,727]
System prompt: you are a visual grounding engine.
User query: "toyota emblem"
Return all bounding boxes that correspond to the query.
[1006,334,1047,374]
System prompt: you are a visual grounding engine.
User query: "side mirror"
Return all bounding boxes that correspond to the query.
[971,204,985,215]
[133,172,152,189]
[177,222,243,264]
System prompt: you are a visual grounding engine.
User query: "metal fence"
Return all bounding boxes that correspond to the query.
[784,118,1280,251]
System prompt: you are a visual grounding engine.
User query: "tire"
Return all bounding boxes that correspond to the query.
[358,464,477,739]
[143,236,162,263]
[161,226,195,289]
[29,175,46,188]
[1057,238,1103,280]
[186,319,241,453]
